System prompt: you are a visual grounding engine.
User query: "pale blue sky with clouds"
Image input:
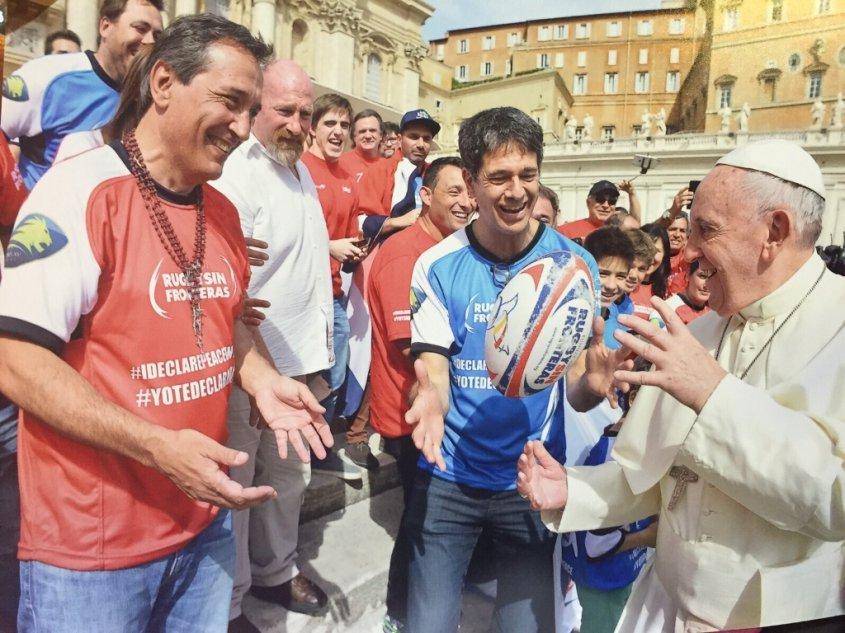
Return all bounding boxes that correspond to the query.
[421,0,663,40]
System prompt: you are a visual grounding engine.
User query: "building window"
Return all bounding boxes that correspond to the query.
[670,47,680,64]
[573,73,587,95]
[770,0,784,21]
[507,32,521,47]
[608,49,617,65]
[555,52,564,68]
[788,52,801,71]
[458,39,468,53]
[575,22,591,39]
[602,126,615,141]
[577,51,587,67]
[818,0,831,13]
[719,85,732,108]
[669,18,685,34]
[666,70,680,92]
[555,24,568,39]
[607,21,622,37]
[723,8,739,31]
[537,53,549,69]
[637,20,653,36]
[539,26,551,41]
[632,124,642,136]
[604,72,618,93]
[456,64,467,81]
[365,54,381,101]
[638,48,649,64]
[481,61,493,76]
[482,35,495,50]
[435,43,444,60]
[808,73,823,98]
[635,71,650,93]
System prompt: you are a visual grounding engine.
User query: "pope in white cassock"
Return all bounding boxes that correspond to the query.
[518,139,845,632]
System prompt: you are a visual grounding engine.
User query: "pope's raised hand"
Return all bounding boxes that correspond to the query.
[405,358,446,471]
[583,316,635,408]
[614,296,726,413]
[516,441,568,511]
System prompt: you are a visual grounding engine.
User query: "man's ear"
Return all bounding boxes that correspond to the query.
[763,207,794,261]
[419,185,433,208]
[98,17,113,42]
[462,167,474,194]
[149,60,176,109]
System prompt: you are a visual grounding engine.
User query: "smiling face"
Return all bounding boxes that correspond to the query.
[646,236,665,275]
[159,43,261,186]
[686,266,711,305]
[353,116,382,156]
[625,256,650,292]
[380,131,399,158]
[399,122,434,166]
[421,164,472,237]
[587,191,617,224]
[684,165,771,315]
[667,216,689,255]
[252,61,313,167]
[470,145,540,242]
[99,0,163,83]
[597,256,631,307]
[310,108,351,163]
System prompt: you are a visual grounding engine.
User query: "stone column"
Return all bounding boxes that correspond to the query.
[173,0,198,18]
[251,0,276,45]
[66,0,99,51]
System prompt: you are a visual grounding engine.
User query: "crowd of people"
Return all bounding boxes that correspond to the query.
[0,3,843,633]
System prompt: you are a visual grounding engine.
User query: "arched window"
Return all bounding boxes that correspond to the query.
[365,53,382,102]
[291,19,309,67]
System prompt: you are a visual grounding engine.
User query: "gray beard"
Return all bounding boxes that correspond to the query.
[265,138,303,168]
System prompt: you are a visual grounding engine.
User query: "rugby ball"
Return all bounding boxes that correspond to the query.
[485,251,595,398]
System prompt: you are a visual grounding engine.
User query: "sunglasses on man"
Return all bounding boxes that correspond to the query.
[593,195,618,205]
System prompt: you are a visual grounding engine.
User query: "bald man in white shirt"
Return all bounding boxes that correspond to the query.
[519,140,845,632]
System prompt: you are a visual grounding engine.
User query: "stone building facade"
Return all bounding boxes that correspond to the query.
[4,0,433,121]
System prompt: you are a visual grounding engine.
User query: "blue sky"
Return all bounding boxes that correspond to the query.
[421,0,663,40]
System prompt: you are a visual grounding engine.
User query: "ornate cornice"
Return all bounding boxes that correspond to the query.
[286,0,361,34]
[403,42,428,70]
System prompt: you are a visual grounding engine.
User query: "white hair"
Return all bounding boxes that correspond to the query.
[737,170,824,248]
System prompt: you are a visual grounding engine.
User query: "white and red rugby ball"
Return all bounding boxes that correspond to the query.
[485,250,595,398]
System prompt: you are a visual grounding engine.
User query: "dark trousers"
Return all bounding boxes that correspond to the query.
[0,456,19,633]
[382,435,420,621]
[405,471,555,633]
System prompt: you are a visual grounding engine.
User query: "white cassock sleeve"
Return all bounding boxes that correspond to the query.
[542,460,661,533]
[685,369,845,542]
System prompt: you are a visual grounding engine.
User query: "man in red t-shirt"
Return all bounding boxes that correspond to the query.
[659,186,695,295]
[300,94,371,472]
[0,131,27,629]
[0,17,331,631]
[559,179,619,241]
[357,108,440,242]
[338,108,383,183]
[368,156,472,630]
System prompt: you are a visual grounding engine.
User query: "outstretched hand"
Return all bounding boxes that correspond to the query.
[253,376,334,462]
[516,440,568,512]
[405,358,446,471]
[614,296,726,413]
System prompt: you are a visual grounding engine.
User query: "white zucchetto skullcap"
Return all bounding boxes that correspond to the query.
[716,139,826,200]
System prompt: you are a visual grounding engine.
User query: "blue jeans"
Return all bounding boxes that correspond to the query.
[18,510,234,633]
[0,403,19,631]
[406,472,556,633]
[320,297,350,423]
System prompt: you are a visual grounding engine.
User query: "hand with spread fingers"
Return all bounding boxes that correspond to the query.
[516,440,568,511]
[405,358,447,471]
[245,236,270,267]
[614,296,727,413]
[241,296,271,328]
[252,376,334,463]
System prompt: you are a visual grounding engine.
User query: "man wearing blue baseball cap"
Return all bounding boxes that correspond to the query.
[357,108,440,241]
